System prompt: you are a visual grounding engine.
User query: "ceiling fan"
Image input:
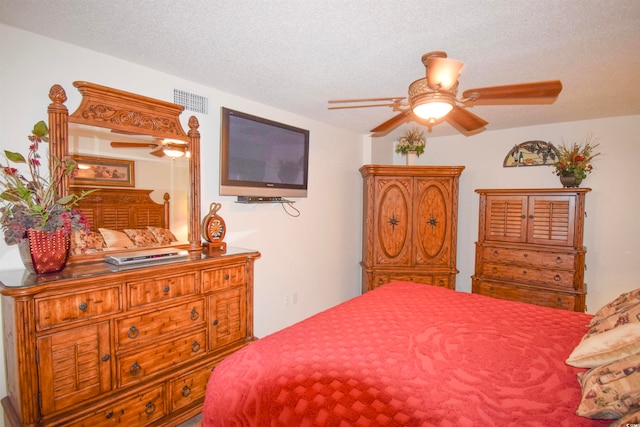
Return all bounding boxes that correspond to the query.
[328,51,562,137]
[110,139,188,158]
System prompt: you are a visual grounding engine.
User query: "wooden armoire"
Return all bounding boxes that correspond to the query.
[471,188,590,311]
[360,165,464,293]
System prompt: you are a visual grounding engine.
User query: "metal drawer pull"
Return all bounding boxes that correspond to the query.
[224,274,230,280]
[556,257,563,264]
[181,385,192,397]
[192,341,201,352]
[127,326,139,339]
[492,250,499,257]
[491,267,498,273]
[105,411,114,419]
[522,270,527,275]
[78,302,88,311]
[554,275,561,281]
[163,285,170,293]
[523,253,528,258]
[101,354,110,362]
[212,319,219,326]
[129,361,141,376]
[190,309,199,321]
[145,402,156,415]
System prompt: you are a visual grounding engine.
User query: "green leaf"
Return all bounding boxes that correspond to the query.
[32,121,49,140]
[56,194,74,205]
[4,151,26,163]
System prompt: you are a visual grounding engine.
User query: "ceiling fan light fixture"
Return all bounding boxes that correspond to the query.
[412,98,454,121]
[162,140,188,158]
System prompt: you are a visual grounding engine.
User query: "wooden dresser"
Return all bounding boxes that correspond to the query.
[0,248,259,427]
[472,188,590,311]
[360,165,464,293]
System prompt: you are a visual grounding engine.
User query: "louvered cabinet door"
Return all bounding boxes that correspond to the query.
[37,322,112,415]
[527,195,576,246]
[209,286,247,349]
[483,195,528,243]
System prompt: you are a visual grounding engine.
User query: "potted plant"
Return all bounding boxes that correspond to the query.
[395,126,426,165]
[553,136,601,188]
[0,121,93,273]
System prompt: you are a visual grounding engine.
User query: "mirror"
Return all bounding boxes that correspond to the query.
[47,81,201,263]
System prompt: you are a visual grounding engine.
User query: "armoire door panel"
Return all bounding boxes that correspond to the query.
[373,178,412,265]
[484,195,527,242]
[527,196,576,246]
[415,180,449,264]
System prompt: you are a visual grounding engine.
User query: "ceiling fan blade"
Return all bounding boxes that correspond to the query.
[426,56,464,91]
[444,105,489,133]
[328,97,406,110]
[149,148,165,157]
[110,141,159,149]
[370,111,412,136]
[462,80,563,105]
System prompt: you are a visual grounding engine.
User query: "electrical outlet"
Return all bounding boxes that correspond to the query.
[284,294,291,306]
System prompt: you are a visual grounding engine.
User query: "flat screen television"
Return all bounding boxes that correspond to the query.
[220,107,309,200]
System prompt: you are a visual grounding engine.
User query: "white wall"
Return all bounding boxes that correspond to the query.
[0,24,364,408]
[378,115,640,314]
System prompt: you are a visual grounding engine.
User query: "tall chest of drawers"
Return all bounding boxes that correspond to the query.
[471,188,589,311]
[0,248,259,427]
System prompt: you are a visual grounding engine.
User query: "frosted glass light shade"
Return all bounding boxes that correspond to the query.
[412,101,453,120]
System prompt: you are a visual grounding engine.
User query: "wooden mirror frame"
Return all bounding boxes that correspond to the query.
[47,81,202,263]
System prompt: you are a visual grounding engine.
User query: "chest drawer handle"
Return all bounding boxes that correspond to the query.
[102,354,110,362]
[491,267,498,273]
[523,253,528,258]
[127,326,139,339]
[78,302,88,312]
[105,411,114,420]
[145,402,156,415]
[181,385,192,397]
[522,270,527,275]
[224,273,230,280]
[212,319,219,326]
[129,362,141,377]
[190,309,199,321]
[163,285,170,293]
[554,274,561,281]
[556,257,563,264]
[492,250,499,257]
[191,341,201,352]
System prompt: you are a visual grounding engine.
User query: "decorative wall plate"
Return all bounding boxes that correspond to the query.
[503,140,558,167]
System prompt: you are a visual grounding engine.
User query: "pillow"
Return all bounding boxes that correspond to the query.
[587,303,640,337]
[123,229,159,248]
[566,323,640,368]
[590,288,640,326]
[147,226,177,245]
[70,230,105,255]
[98,228,135,248]
[611,408,640,427]
[577,352,640,419]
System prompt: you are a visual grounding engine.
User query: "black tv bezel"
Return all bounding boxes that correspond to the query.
[219,107,310,199]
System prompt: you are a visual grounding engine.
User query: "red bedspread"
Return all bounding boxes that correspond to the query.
[202,282,608,426]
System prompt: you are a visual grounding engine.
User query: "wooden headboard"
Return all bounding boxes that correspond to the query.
[71,187,170,232]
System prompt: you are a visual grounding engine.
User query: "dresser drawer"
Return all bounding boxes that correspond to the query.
[51,384,165,427]
[473,280,582,311]
[482,263,576,288]
[36,286,121,330]
[127,272,197,308]
[202,264,246,292]
[481,246,576,269]
[169,364,213,411]
[116,298,206,348]
[118,329,206,387]
[371,273,452,290]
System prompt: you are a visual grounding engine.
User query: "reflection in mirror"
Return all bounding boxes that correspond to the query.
[47,81,201,263]
[68,124,189,243]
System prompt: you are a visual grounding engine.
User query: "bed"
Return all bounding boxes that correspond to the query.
[202,281,640,426]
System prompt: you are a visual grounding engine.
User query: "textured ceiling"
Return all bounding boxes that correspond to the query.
[2,0,640,138]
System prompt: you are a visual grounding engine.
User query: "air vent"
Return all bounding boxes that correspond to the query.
[173,89,208,114]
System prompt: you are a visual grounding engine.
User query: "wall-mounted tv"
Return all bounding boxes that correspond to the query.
[220,107,309,199]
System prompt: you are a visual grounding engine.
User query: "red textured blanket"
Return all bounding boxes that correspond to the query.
[202,282,608,426]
